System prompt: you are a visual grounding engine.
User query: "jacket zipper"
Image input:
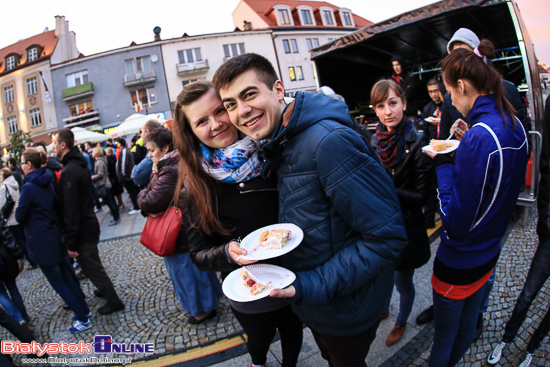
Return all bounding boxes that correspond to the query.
[239,188,278,194]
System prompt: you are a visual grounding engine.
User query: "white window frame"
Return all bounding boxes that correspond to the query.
[306,38,320,50]
[4,86,14,103]
[339,9,354,27]
[125,56,152,76]
[297,5,315,26]
[283,40,291,54]
[6,56,15,70]
[288,67,296,82]
[296,66,304,80]
[27,77,38,96]
[320,7,335,26]
[177,48,202,65]
[66,70,89,88]
[7,116,17,135]
[290,39,299,53]
[223,43,246,59]
[274,5,294,26]
[29,108,42,128]
[130,87,157,108]
[28,48,38,62]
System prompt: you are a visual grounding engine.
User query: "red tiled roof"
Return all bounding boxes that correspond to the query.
[0,30,58,75]
[240,0,372,29]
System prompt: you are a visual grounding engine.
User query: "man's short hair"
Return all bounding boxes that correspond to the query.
[117,138,127,147]
[142,119,162,133]
[7,157,16,167]
[427,78,440,88]
[212,53,279,92]
[56,129,75,149]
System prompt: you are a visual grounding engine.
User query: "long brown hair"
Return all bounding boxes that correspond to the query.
[440,39,516,128]
[172,81,230,236]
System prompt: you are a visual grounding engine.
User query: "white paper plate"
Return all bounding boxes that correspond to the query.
[239,223,304,261]
[422,140,460,154]
[222,264,296,302]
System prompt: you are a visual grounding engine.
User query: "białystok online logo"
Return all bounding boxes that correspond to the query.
[1,336,155,356]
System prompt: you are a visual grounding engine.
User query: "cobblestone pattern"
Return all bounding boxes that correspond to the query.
[0,235,242,365]
[382,206,549,366]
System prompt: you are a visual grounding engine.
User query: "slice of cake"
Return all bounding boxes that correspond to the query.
[259,229,292,250]
[240,269,267,295]
[430,139,453,152]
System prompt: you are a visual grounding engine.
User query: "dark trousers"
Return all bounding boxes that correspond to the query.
[77,240,122,306]
[91,182,102,210]
[40,258,90,322]
[503,240,550,353]
[0,307,35,367]
[99,187,120,221]
[232,305,303,367]
[7,225,35,266]
[310,319,380,367]
[0,280,29,323]
[122,180,139,210]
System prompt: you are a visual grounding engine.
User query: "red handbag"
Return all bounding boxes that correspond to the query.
[140,204,183,257]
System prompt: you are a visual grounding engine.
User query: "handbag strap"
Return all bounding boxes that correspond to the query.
[3,185,12,200]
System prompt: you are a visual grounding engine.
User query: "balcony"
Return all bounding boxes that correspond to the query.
[62,82,94,102]
[124,70,156,87]
[176,60,209,76]
[62,110,100,128]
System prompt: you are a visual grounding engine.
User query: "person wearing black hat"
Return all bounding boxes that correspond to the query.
[390,56,420,123]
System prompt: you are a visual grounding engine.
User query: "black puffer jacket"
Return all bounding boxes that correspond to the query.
[372,123,432,271]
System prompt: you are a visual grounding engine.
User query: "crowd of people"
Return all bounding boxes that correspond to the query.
[0,26,544,367]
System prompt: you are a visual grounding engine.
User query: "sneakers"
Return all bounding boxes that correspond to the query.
[128,209,140,215]
[109,219,121,226]
[386,324,406,346]
[488,342,507,365]
[98,302,125,315]
[519,352,533,367]
[69,319,92,333]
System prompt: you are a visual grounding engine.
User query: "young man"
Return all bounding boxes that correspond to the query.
[115,138,140,215]
[422,78,444,142]
[54,129,125,315]
[213,54,407,367]
[390,55,419,120]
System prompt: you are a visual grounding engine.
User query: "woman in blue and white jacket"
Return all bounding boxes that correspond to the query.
[426,40,529,367]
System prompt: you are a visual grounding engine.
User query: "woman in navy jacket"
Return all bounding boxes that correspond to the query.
[426,40,529,366]
[15,148,91,333]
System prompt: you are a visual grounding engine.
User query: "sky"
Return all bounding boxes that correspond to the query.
[1,0,549,65]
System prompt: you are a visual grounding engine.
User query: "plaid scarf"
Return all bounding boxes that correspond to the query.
[376,118,412,168]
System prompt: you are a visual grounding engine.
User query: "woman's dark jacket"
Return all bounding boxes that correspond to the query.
[136,155,187,254]
[372,123,432,271]
[15,167,65,266]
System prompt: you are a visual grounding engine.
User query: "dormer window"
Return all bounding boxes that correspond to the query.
[339,9,355,27]
[320,7,335,26]
[6,56,16,70]
[297,5,315,26]
[28,48,38,62]
[273,5,294,26]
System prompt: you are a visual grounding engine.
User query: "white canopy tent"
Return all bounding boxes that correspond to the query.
[107,113,166,139]
[71,127,107,145]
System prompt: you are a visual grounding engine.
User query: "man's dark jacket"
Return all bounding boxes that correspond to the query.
[59,147,100,252]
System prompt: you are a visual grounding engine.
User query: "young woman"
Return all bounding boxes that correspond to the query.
[104,147,124,209]
[91,147,120,226]
[137,128,221,324]
[370,79,432,347]
[15,148,92,333]
[426,40,529,366]
[173,81,303,367]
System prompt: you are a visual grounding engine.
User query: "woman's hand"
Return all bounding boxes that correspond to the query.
[228,241,257,265]
[451,119,469,141]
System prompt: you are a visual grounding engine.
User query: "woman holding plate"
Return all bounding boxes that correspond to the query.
[424,40,529,366]
[173,81,303,367]
[370,79,432,346]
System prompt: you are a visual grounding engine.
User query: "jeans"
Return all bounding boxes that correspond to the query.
[479,270,496,314]
[0,280,29,323]
[429,283,487,367]
[385,269,416,326]
[40,258,90,322]
[503,240,550,353]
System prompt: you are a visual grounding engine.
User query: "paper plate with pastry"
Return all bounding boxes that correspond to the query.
[424,116,441,124]
[422,139,460,154]
[222,264,296,302]
[239,223,304,260]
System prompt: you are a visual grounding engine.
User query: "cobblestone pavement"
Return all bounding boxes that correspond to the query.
[1,206,547,367]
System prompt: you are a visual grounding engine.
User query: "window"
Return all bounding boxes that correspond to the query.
[323,10,334,25]
[125,56,151,75]
[290,39,299,53]
[6,56,15,70]
[278,9,291,25]
[301,9,313,24]
[30,108,42,127]
[328,38,333,42]
[342,11,353,26]
[7,116,17,135]
[288,67,296,81]
[66,70,89,88]
[69,101,93,116]
[182,79,200,87]
[296,66,304,80]
[306,38,320,51]
[27,77,38,95]
[4,86,14,103]
[283,40,291,54]
[223,43,246,59]
[28,48,38,62]
[130,87,157,108]
[177,48,202,64]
